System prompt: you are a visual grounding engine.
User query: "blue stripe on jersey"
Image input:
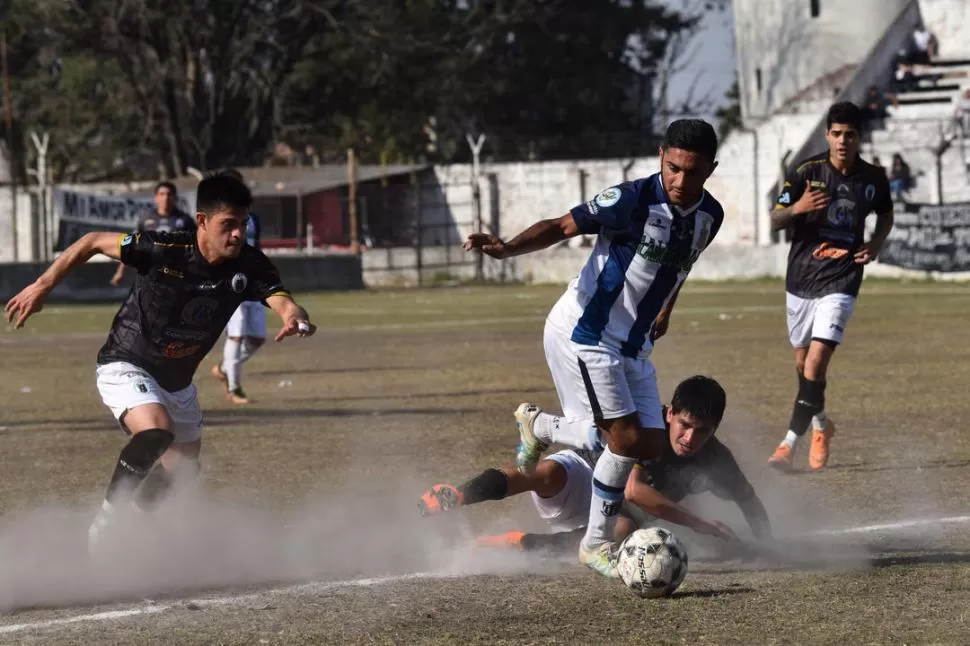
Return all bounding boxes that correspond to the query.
[570,241,637,346]
[620,265,680,358]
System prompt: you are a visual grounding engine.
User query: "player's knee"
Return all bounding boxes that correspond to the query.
[601,417,641,457]
[121,429,175,475]
[533,460,568,498]
[245,336,265,349]
[123,403,173,434]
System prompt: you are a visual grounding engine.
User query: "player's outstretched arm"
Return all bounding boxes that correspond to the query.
[4,232,126,329]
[266,294,316,342]
[624,467,739,541]
[462,214,581,260]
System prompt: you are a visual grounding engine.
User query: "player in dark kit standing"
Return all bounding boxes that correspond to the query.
[110,181,195,286]
[767,102,894,471]
[5,172,317,550]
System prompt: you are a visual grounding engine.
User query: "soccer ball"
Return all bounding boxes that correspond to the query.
[616,527,688,598]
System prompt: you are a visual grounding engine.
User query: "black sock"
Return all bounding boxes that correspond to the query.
[788,379,826,437]
[105,429,174,502]
[459,468,508,505]
[134,464,174,511]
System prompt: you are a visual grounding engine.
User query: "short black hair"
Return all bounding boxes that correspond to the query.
[670,376,727,427]
[154,181,177,195]
[196,171,252,217]
[662,119,718,162]
[219,167,244,182]
[826,102,863,132]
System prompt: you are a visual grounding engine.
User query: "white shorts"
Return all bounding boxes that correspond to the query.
[95,362,204,443]
[226,301,267,338]
[786,292,856,347]
[543,320,664,430]
[531,450,594,532]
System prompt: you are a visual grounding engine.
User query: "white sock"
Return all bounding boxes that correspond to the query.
[812,410,828,429]
[533,413,598,450]
[782,430,800,449]
[582,447,636,550]
[222,339,242,391]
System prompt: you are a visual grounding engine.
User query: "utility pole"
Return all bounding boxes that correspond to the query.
[27,131,50,260]
[347,147,359,255]
[1,32,18,261]
[466,133,486,281]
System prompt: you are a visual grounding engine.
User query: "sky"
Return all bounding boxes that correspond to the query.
[663,1,737,123]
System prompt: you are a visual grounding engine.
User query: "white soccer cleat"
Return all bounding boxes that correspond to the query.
[86,501,116,556]
[578,541,621,579]
[514,403,548,473]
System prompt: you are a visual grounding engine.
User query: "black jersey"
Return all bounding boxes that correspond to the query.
[137,210,196,235]
[636,435,757,505]
[97,230,289,391]
[775,152,892,298]
[586,407,757,505]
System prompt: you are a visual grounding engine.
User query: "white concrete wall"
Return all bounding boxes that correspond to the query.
[919,0,970,59]
[361,243,969,287]
[734,0,911,121]
[0,188,37,263]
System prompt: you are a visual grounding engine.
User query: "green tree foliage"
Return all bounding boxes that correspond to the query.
[0,0,715,180]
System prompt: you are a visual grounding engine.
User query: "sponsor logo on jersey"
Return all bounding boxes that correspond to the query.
[163,342,202,359]
[827,198,856,228]
[594,187,621,208]
[812,242,849,260]
[181,297,220,326]
[810,180,826,189]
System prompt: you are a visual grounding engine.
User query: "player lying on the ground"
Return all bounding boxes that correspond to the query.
[419,376,771,552]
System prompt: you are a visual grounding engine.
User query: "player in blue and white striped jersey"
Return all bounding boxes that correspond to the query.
[463,119,724,578]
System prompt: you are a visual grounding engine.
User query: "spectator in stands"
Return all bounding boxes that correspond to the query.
[889,58,916,100]
[889,153,913,200]
[861,85,890,132]
[909,23,938,66]
[954,89,970,135]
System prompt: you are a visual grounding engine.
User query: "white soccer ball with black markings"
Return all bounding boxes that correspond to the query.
[616,527,688,598]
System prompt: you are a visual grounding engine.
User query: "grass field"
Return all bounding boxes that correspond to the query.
[2,280,970,644]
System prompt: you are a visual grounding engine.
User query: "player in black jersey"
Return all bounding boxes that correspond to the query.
[766,102,894,472]
[5,172,317,551]
[418,376,771,551]
[110,181,195,286]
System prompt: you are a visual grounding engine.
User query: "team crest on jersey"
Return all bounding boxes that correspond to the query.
[594,187,621,208]
[865,184,876,201]
[231,273,248,294]
[827,198,856,228]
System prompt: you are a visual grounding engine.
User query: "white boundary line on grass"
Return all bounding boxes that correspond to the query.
[7,514,970,636]
[0,571,448,636]
[813,514,970,536]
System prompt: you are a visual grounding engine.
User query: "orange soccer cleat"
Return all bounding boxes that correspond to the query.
[474,531,526,550]
[808,419,837,470]
[417,484,464,517]
[768,443,794,472]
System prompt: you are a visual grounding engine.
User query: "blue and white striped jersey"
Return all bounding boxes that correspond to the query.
[245,213,261,250]
[546,173,724,358]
